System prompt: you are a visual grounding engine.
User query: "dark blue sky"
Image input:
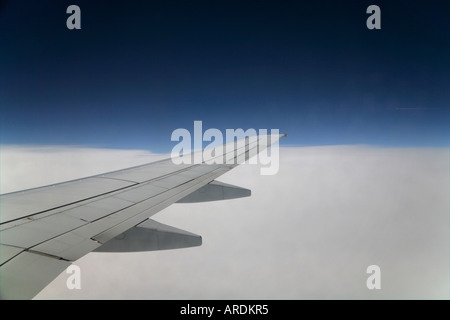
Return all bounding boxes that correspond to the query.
[0,0,449,152]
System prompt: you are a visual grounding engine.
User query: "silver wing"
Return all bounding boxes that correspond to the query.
[0,134,285,299]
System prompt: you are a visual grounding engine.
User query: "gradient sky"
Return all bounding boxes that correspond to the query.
[0,0,449,152]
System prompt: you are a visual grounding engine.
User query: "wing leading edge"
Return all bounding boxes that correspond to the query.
[0,134,285,299]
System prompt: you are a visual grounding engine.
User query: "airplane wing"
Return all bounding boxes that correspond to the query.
[0,134,285,299]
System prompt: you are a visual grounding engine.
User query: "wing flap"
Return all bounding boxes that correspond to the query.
[0,251,71,300]
[0,214,88,249]
[0,244,24,266]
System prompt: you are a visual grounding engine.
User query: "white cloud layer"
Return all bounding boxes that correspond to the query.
[1,145,448,299]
